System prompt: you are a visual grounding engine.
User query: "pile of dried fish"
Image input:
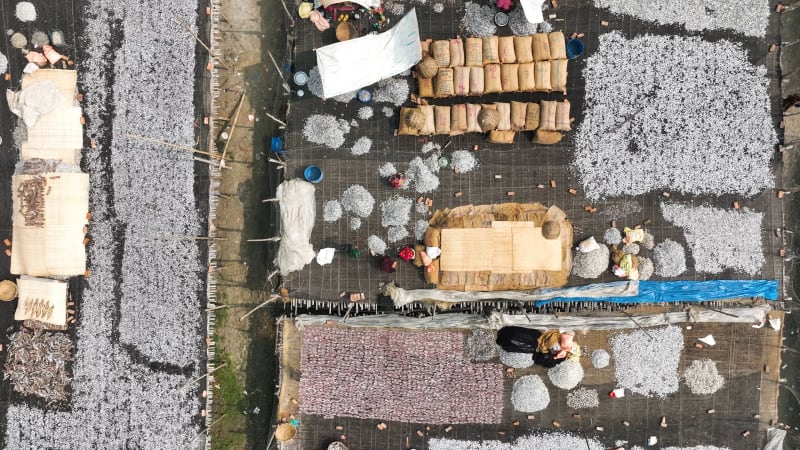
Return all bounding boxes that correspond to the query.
[18,297,55,321]
[17,177,47,227]
[4,328,72,402]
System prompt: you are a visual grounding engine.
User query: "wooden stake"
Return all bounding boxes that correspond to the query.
[266,50,292,93]
[239,295,280,321]
[180,363,228,391]
[247,237,281,242]
[172,15,230,70]
[122,133,223,159]
[265,112,288,127]
[220,92,247,164]
[279,0,296,27]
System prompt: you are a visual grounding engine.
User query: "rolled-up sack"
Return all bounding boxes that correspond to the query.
[398,107,420,136]
[487,129,516,144]
[416,56,439,79]
[534,129,563,144]
[478,104,500,132]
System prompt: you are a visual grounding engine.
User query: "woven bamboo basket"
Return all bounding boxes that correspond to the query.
[477,108,500,131]
[542,220,560,239]
[0,280,17,301]
[405,108,425,130]
[336,22,358,41]
[416,56,439,79]
[275,423,297,442]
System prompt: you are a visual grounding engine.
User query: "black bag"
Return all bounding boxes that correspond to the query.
[496,326,542,354]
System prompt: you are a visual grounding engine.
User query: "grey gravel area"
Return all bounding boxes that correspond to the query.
[637,257,654,280]
[575,32,776,200]
[323,199,343,222]
[367,235,388,255]
[303,114,351,149]
[684,359,725,395]
[548,360,584,390]
[566,387,599,409]
[380,196,413,227]
[511,375,550,412]
[571,245,610,279]
[632,446,729,450]
[340,184,375,218]
[653,239,687,277]
[603,227,622,245]
[462,2,497,37]
[594,0,769,37]
[498,345,534,368]
[429,432,604,450]
[610,326,684,397]
[465,329,498,362]
[661,202,764,275]
[591,349,610,368]
[30,30,49,47]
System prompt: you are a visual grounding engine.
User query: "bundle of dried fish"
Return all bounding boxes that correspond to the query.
[17,177,47,227]
[20,297,55,320]
[4,328,73,402]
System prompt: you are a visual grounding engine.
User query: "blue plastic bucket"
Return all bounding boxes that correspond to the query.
[567,39,585,59]
[304,165,323,183]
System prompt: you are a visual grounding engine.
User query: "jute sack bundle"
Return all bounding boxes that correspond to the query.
[534,129,563,144]
[435,67,455,97]
[405,107,426,130]
[434,105,451,135]
[513,36,534,63]
[550,59,568,94]
[548,31,566,59]
[499,36,516,63]
[532,33,551,61]
[465,37,483,66]
[524,102,540,130]
[398,107,420,135]
[466,104,482,133]
[469,66,485,95]
[534,61,552,91]
[555,99,571,131]
[495,102,511,131]
[451,104,467,134]
[510,101,527,130]
[540,100,557,131]
[484,64,502,93]
[420,39,432,55]
[478,104,500,131]
[420,105,436,135]
[488,129,516,144]
[454,66,470,96]
[482,36,500,65]
[416,56,439,79]
[418,76,434,97]
[500,63,520,92]
[449,38,465,67]
[432,40,451,67]
[518,62,535,91]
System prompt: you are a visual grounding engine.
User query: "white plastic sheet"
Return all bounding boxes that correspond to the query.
[274,179,316,275]
[519,0,545,24]
[316,8,421,98]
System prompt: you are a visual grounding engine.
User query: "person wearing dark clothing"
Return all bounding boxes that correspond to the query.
[496,326,581,368]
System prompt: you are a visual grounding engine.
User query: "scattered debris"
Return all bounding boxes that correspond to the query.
[498,346,534,369]
[386,2,405,16]
[31,31,49,47]
[684,359,725,395]
[610,326,683,397]
[450,150,479,173]
[462,2,498,37]
[350,136,372,155]
[511,375,551,412]
[382,106,395,117]
[465,329,498,362]
[548,360,584,390]
[340,184,375,218]
[599,200,642,219]
[357,106,374,120]
[622,243,640,255]
[323,199,343,222]
[0,52,7,74]
[653,239,687,277]
[566,387,599,409]
[433,3,444,13]
[641,231,655,250]
[591,349,610,368]
[572,245,610,278]
[10,32,27,49]
[303,114,351,149]
[414,219,429,241]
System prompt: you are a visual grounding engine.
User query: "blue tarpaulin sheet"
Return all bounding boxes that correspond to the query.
[533,280,779,307]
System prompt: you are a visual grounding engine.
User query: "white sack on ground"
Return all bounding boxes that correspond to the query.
[275,179,316,275]
[316,9,421,98]
[6,80,66,128]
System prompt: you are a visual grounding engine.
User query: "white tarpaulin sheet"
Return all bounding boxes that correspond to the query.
[316,8,421,98]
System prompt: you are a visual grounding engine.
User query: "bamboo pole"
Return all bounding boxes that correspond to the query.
[122,133,224,159]
[172,15,231,70]
[192,414,227,441]
[180,363,227,391]
[220,92,247,164]
[267,50,292,93]
[247,237,281,242]
[239,295,280,321]
[265,112,287,127]
[279,0,296,27]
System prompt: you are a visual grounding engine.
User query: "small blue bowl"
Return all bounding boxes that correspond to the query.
[567,38,585,60]
[304,165,323,183]
[357,89,372,103]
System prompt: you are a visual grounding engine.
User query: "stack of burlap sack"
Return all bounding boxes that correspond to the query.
[414,33,568,98]
[397,99,572,144]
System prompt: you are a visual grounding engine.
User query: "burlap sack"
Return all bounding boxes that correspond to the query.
[548,31,567,60]
[550,59,568,94]
[469,66,484,95]
[482,36,500,65]
[449,38,465,67]
[405,107,425,129]
[454,66,470,96]
[416,56,439,79]
[420,105,436,135]
[496,102,511,131]
[398,107,420,135]
[510,101,527,130]
[513,36,534,63]
[518,62,535,91]
[434,105,451,135]
[478,104,499,131]
[487,129,516,144]
[435,68,455,97]
[534,61,552,92]
[484,64,502,93]
[466,103,481,133]
[450,104,467,134]
[432,40,451,67]
[418,76,434,97]
[499,36,516,63]
[555,99,571,131]
[500,63,519,92]
[540,100,557,131]
[420,39,432,55]
[524,102,540,131]
[465,37,483,66]
[534,129,563,144]
[532,33,551,61]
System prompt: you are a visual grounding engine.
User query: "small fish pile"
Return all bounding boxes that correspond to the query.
[5,328,73,402]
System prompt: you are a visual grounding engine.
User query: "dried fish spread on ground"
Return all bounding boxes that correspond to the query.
[300,327,504,424]
[5,329,72,402]
[414,219,429,241]
[349,217,362,230]
[303,114,351,149]
[684,359,725,395]
[407,156,440,193]
[641,231,655,250]
[15,2,36,21]
[592,349,610,368]
[511,375,550,412]
[661,202,764,275]
[566,387,599,409]
[604,227,622,245]
[350,136,372,155]
[611,326,684,397]
[378,162,397,177]
[594,0,769,37]
[599,200,641,219]
[451,150,479,173]
[429,432,604,450]
[323,199,343,222]
[572,245,610,279]
[498,345,534,368]
[433,3,444,13]
[638,257,654,280]
[509,7,538,35]
[340,184,375,217]
[6,2,203,447]
[575,32,776,200]
[358,106,373,120]
[465,329,498,362]
[632,447,730,450]
[373,78,409,107]
[421,142,441,154]
[463,2,498,37]
[653,239,687,277]
[380,196,413,227]
[388,225,410,243]
[367,235,388,255]
[548,360,584,390]
[623,243,640,255]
